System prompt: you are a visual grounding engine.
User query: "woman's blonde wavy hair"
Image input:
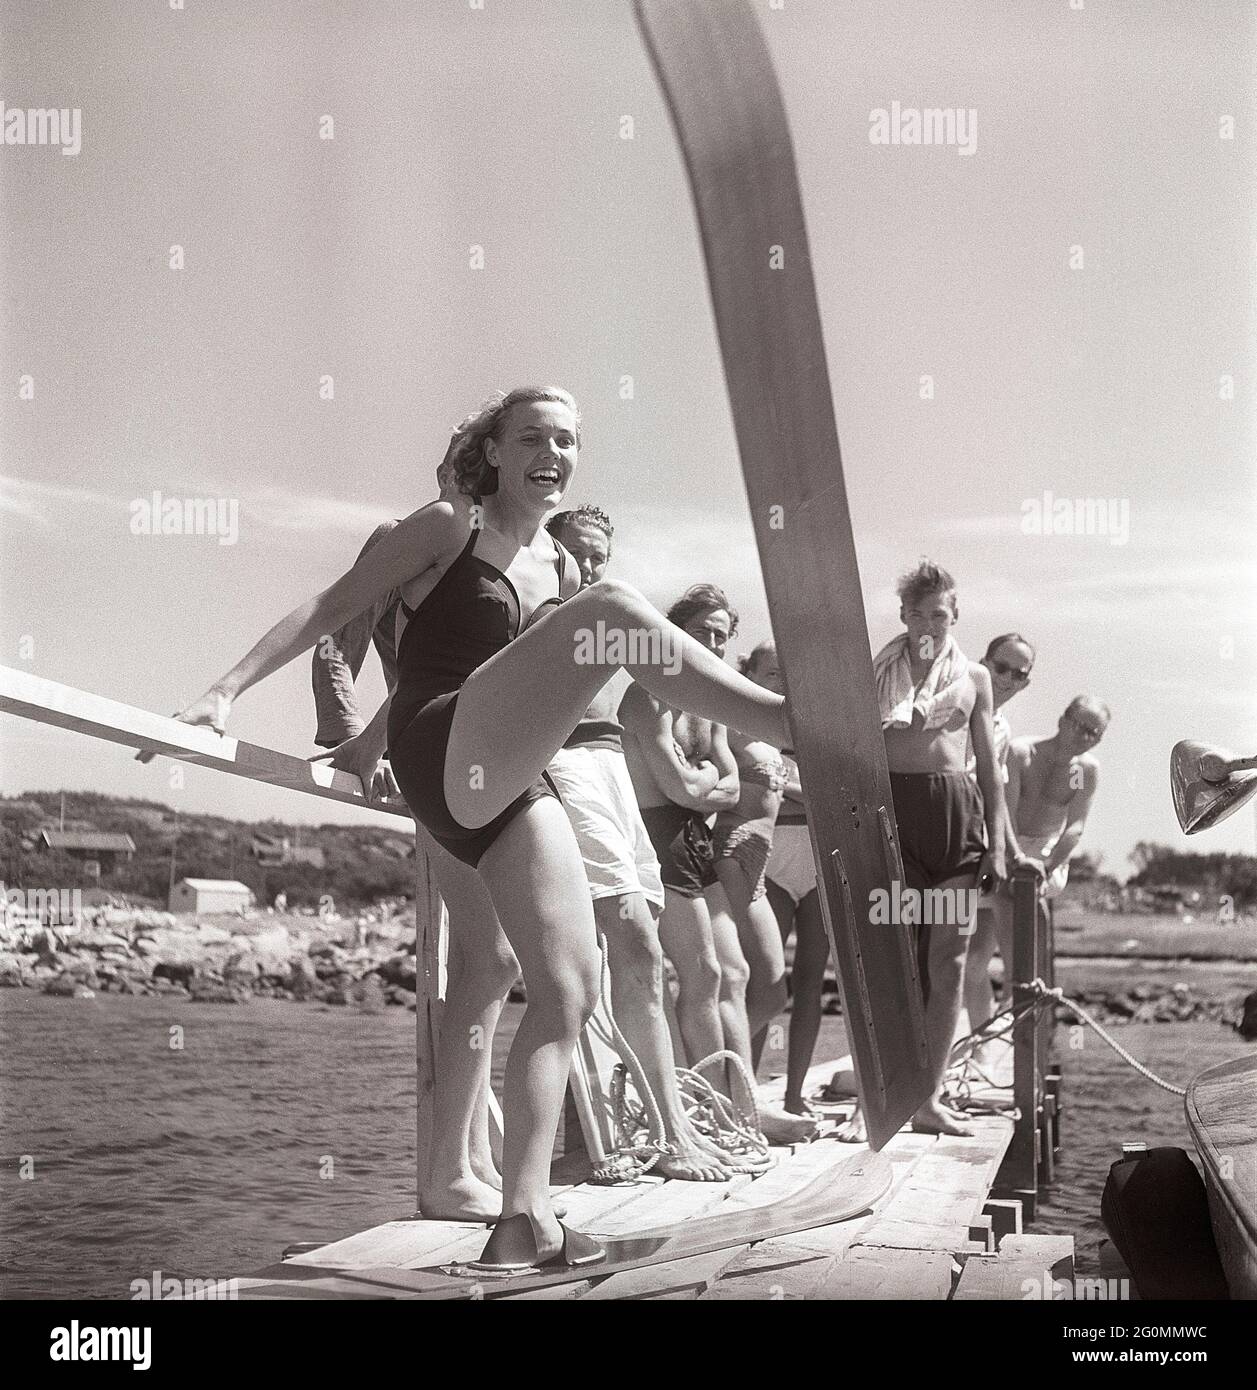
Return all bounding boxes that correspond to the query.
[440,387,582,498]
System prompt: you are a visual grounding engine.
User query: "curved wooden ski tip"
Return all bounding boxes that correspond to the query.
[631,0,935,1148]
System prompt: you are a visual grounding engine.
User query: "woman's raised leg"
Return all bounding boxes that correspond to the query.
[446,578,787,830]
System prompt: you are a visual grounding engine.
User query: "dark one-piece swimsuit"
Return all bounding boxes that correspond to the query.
[387,511,572,868]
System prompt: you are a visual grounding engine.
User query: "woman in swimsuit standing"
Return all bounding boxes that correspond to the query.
[161,386,788,1271]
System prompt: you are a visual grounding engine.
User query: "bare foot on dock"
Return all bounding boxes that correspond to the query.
[685,1127,755,1174]
[910,1100,975,1138]
[835,1105,867,1144]
[760,1105,820,1144]
[419,1175,503,1223]
[783,1095,819,1118]
[654,1145,731,1182]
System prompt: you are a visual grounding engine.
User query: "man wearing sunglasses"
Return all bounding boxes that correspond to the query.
[963,634,1036,1054]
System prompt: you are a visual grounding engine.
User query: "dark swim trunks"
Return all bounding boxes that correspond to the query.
[890,771,986,1007]
[640,803,717,899]
[889,771,986,891]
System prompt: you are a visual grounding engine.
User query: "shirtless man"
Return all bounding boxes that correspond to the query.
[543,508,730,1181]
[993,697,1109,963]
[963,633,1036,1054]
[621,584,816,1144]
[874,561,1007,1137]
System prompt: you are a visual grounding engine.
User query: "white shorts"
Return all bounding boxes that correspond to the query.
[1018,831,1070,898]
[766,824,818,906]
[547,746,665,909]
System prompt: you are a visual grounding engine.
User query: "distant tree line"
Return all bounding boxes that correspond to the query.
[1127,841,1257,908]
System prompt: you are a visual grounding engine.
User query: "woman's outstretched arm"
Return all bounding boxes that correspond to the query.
[158,499,466,737]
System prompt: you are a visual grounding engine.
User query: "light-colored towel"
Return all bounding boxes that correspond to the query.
[873,633,970,731]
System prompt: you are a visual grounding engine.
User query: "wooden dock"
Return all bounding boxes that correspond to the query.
[231,1051,1071,1301]
[0,669,1070,1301]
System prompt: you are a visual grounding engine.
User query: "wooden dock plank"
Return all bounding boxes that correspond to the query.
[579,1247,748,1300]
[588,1171,753,1236]
[497,1281,593,1300]
[953,1235,1075,1301]
[852,1119,1012,1252]
[284,1218,480,1269]
[701,1130,937,1298]
[816,1246,954,1300]
[700,1239,836,1301]
[550,1176,668,1229]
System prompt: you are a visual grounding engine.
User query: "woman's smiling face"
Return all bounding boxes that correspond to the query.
[486,400,579,510]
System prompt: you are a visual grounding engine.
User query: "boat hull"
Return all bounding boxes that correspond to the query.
[1185,1054,1257,1299]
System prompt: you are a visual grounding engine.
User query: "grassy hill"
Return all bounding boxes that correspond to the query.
[1,791,415,910]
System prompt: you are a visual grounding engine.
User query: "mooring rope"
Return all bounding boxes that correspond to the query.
[1027,979,1188,1097]
[947,976,1189,1100]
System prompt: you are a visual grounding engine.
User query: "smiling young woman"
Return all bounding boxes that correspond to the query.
[161,386,788,1271]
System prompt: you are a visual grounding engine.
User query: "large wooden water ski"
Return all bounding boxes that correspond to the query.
[236,1149,892,1300]
[635,0,931,1146]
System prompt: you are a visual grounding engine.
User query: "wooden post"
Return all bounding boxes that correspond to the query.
[413,840,447,1206]
[999,864,1043,1217]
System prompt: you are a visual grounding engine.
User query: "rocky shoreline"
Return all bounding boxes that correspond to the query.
[0,908,424,1010]
[1052,981,1248,1029]
[3,908,1251,1034]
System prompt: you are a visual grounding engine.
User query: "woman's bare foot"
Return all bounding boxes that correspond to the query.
[835,1105,867,1144]
[419,1174,503,1223]
[910,1099,975,1137]
[783,1094,819,1117]
[759,1104,820,1144]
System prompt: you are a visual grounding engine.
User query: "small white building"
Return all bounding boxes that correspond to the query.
[169,878,253,915]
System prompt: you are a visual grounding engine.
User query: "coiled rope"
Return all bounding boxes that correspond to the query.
[585,941,771,1183]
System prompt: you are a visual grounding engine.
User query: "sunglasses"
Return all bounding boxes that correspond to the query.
[989,659,1031,682]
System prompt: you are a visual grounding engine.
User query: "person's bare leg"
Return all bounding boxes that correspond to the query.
[962,904,1000,1068]
[706,882,753,1071]
[708,879,815,1143]
[420,840,520,1220]
[716,860,787,1072]
[593,895,727,1182]
[446,578,787,831]
[759,879,796,1082]
[911,874,977,1137]
[475,798,602,1251]
[784,888,829,1115]
[655,888,724,1067]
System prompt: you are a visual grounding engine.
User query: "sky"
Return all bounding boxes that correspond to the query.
[1,0,1254,878]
